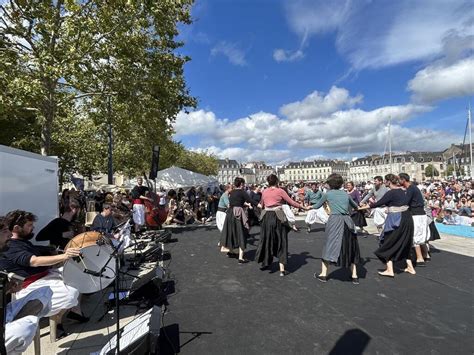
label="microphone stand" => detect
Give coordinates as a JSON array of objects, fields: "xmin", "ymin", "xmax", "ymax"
[{"xmin": 88, "ymin": 239, "xmax": 124, "ymax": 354}]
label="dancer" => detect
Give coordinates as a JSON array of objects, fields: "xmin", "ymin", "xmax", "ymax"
[
  {"xmin": 220, "ymin": 177, "xmax": 258, "ymax": 263},
  {"xmin": 399, "ymin": 173, "xmax": 430, "ymax": 267},
  {"xmin": 304, "ymin": 183, "xmax": 327, "ymax": 233},
  {"xmin": 312, "ymin": 174, "xmax": 361, "ymax": 285},
  {"xmin": 360, "ymin": 176, "xmax": 389, "ymax": 231},
  {"xmin": 346, "ymin": 181, "xmax": 368, "ymax": 234},
  {"xmin": 255, "ymin": 174, "xmax": 307, "ymax": 276},
  {"xmin": 423, "ymin": 190, "xmax": 440, "ymax": 262},
  {"xmin": 366, "ymin": 174, "xmax": 416, "ymax": 277},
  {"xmin": 216, "ymin": 184, "xmax": 232, "ymax": 233}
]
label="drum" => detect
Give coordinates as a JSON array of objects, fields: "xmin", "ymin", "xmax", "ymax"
[{"xmin": 63, "ymin": 231, "xmax": 116, "ymax": 294}]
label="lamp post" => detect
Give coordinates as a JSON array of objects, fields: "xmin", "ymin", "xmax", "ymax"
[{"xmin": 107, "ymin": 95, "xmax": 113, "ymax": 185}]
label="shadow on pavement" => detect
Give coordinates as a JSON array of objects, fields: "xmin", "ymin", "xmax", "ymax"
[{"xmin": 329, "ymin": 328, "xmax": 371, "ymax": 355}]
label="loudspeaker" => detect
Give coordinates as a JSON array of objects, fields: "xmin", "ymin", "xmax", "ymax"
[
  {"xmin": 149, "ymin": 145, "xmax": 160, "ymax": 180},
  {"xmin": 129, "ymin": 266, "xmax": 165, "ymax": 305},
  {"xmin": 99, "ymin": 306, "xmax": 161, "ymax": 354}
]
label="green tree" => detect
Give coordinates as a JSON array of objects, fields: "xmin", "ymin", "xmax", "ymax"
[
  {"xmin": 1, "ymin": 0, "xmax": 196, "ymax": 178},
  {"xmin": 173, "ymin": 145, "xmax": 218, "ymax": 176},
  {"xmin": 425, "ymin": 164, "xmax": 439, "ymax": 178},
  {"xmin": 445, "ymin": 164, "xmax": 462, "ymax": 177}
]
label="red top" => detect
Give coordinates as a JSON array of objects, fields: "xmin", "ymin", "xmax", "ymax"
[{"xmin": 261, "ymin": 187, "xmax": 301, "ymax": 209}]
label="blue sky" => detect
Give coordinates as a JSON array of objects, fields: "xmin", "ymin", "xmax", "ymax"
[{"xmin": 174, "ymin": 0, "xmax": 474, "ymax": 164}]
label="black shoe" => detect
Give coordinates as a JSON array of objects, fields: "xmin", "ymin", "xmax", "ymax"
[
  {"xmin": 314, "ymin": 273, "xmax": 327, "ymax": 283},
  {"xmin": 56, "ymin": 324, "xmax": 70, "ymax": 340},
  {"xmin": 67, "ymin": 311, "xmax": 90, "ymax": 323},
  {"xmin": 226, "ymin": 252, "xmax": 238, "ymax": 259},
  {"xmin": 417, "ymin": 261, "xmax": 426, "ymax": 267},
  {"xmin": 260, "ymin": 265, "xmax": 270, "ymax": 271},
  {"xmin": 280, "ymin": 270, "xmax": 289, "ymax": 277},
  {"xmin": 352, "ymin": 277, "xmax": 360, "ymax": 285},
  {"xmin": 238, "ymin": 259, "xmax": 249, "ymax": 264}
]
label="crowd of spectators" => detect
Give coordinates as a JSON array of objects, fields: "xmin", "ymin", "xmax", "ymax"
[{"xmin": 59, "ymin": 178, "xmax": 473, "ymax": 229}]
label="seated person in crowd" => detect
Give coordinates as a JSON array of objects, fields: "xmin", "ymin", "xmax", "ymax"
[
  {"xmin": 443, "ymin": 195, "xmax": 456, "ymax": 210},
  {"xmin": 457, "ymin": 196, "xmax": 472, "ymax": 217},
  {"xmin": 36, "ymin": 199, "xmax": 81, "ymax": 249},
  {"xmin": 1, "ymin": 216, "xmax": 54, "ymax": 354},
  {"xmin": 0, "ymin": 210, "xmax": 84, "ymax": 339},
  {"xmin": 443, "ymin": 208, "xmax": 473, "ymax": 226},
  {"xmin": 91, "ymin": 204, "xmax": 117, "ymax": 237}
]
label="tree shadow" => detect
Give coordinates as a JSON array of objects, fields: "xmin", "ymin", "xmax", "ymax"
[{"xmin": 329, "ymin": 328, "xmax": 371, "ymax": 355}]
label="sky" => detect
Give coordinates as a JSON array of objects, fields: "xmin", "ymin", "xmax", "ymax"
[{"xmin": 173, "ymin": 0, "xmax": 474, "ymax": 165}]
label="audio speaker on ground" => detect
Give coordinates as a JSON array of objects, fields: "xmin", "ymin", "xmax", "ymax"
[{"xmin": 99, "ymin": 306, "xmax": 161, "ymax": 354}]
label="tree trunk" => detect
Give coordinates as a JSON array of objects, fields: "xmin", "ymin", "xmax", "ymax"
[{"xmin": 40, "ymin": 78, "xmax": 57, "ymax": 156}]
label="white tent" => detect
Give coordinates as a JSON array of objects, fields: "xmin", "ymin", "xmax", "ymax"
[{"xmin": 154, "ymin": 166, "xmax": 219, "ymax": 190}]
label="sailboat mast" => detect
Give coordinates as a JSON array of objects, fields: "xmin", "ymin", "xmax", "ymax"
[
  {"xmin": 388, "ymin": 116, "xmax": 392, "ymax": 173},
  {"xmin": 469, "ymin": 104, "xmax": 473, "ymax": 178}
]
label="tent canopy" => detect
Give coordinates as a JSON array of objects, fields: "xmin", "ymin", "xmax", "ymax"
[{"xmin": 153, "ymin": 166, "xmax": 219, "ymax": 190}]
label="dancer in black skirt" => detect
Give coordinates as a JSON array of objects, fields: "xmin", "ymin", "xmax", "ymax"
[
  {"xmin": 220, "ymin": 177, "xmax": 258, "ymax": 263},
  {"xmin": 255, "ymin": 174, "xmax": 306, "ymax": 276},
  {"xmin": 366, "ymin": 174, "xmax": 416, "ymax": 277},
  {"xmin": 311, "ymin": 174, "xmax": 361, "ymax": 285},
  {"xmin": 346, "ymin": 181, "xmax": 368, "ymax": 234}
]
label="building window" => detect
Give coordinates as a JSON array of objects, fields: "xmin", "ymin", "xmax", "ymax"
[{"xmin": 421, "ymin": 165, "xmax": 424, "ymax": 170}]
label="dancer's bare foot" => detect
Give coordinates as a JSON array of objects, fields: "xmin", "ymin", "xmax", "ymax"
[
  {"xmin": 378, "ymin": 271, "xmax": 394, "ymax": 278},
  {"xmin": 404, "ymin": 267, "xmax": 416, "ymax": 275}
]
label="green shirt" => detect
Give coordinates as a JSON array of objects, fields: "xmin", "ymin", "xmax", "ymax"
[
  {"xmin": 313, "ymin": 189, "xmax": 358, "ymax": 215},
  {"xmin": 218, "ymin": 191, "xmax": 230, "ymax": 209}
]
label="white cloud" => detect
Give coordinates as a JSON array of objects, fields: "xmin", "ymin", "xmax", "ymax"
[
  {"xmin": 408, "ymin": 57, "xmax": 474, "ymax": 103},
  {"xmin": 191, "ymin": 146, "xmax": 292, "ymax": 164},
  {"xmin": 279, "ymin": 86, "xmax": 363, "ymax": 119},
  {"xmin": 273, "ymin": 48, "xmax": 304, "ymax": 62},
  {"xmin": 280, "ymin": 0, "xmax": 473, "ymax": 69},
  {"xmin": 174, "ymin": 110, "xmax": 224, "ymax": 136},
  {"xmin": 211, "ymin": 41, "xmax": 247, "ymax": 66},
  {"xmin": 173, "ymin": 87, "xmax": 453, "ymax": 163}
]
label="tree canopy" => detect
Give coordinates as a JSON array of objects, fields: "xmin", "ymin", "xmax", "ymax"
[{"xmin": 0, "ymin": 0, "xmax": 217, "ymax": 180}]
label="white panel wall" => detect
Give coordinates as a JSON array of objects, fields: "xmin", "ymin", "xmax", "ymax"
[{"xmin": 0, "ymin": 145, "xmax": 59, "ymax": 244}]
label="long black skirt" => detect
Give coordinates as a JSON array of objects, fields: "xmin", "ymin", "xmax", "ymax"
[
  {"xmin": 336, "ymin": 224, "xmax": 361, "ymax": 268},
  {"xmin": 351, "ymin": 210, "xmax": 367, "ymax": 228},
  {"xmin": 255, "ymin": 211, "xmax": 290, "ymax": 267},
  {"xmin": 429, "ymin": 221, "xmax": 441, "ymax": 241},
  {"xmin": 220, "ymin": 209, "xmax": 248, "ymax": 250},
  {"xmin": 375, "ymin": 211, "xmax": 414, "ymax": 263}
]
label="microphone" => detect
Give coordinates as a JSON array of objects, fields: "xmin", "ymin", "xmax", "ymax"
[
  {"xmin": 83, "ymin": 269, "xmax": 101, "ymax": 277},
  {"xmin": 83, "ymin": 268, "xmax": 112, "ymax": 279}
]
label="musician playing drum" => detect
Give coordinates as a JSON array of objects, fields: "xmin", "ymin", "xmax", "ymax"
[
  {"xmin": 0, "ymin": 210, "xmax": 84, "ymax": 339},
  {"xmin": 131, "ymin": 177, "xmax": 152, "ymax": 231}
]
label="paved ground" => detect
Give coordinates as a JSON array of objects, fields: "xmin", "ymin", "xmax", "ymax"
[
  {"xmin": 26, "ymin": 221, "xmax": 474, "ymax": 354},
  {"xmin": 159, "ymin": 222, "xmax": 473, "ymax": 355}
]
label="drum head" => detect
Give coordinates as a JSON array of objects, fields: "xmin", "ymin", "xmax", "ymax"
[{"xmin": 63, "ymin": 244, "xmax": 116, "ymax": 294}]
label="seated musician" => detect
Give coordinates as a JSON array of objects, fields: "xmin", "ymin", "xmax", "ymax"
[
  {"xmin": 0, "ymin": 210, "xmax": 84, "ymax": 339},
  {"xmin": 35, "ymin": 199, "xmax": 81, "ymax": 249},
  {"xmin": 0, "ymin": 216, "xmax": 53, "ymax": 353},
  {"xmin": 91, "ymin": 204, "xmax": 117, "ymax": 237}
]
